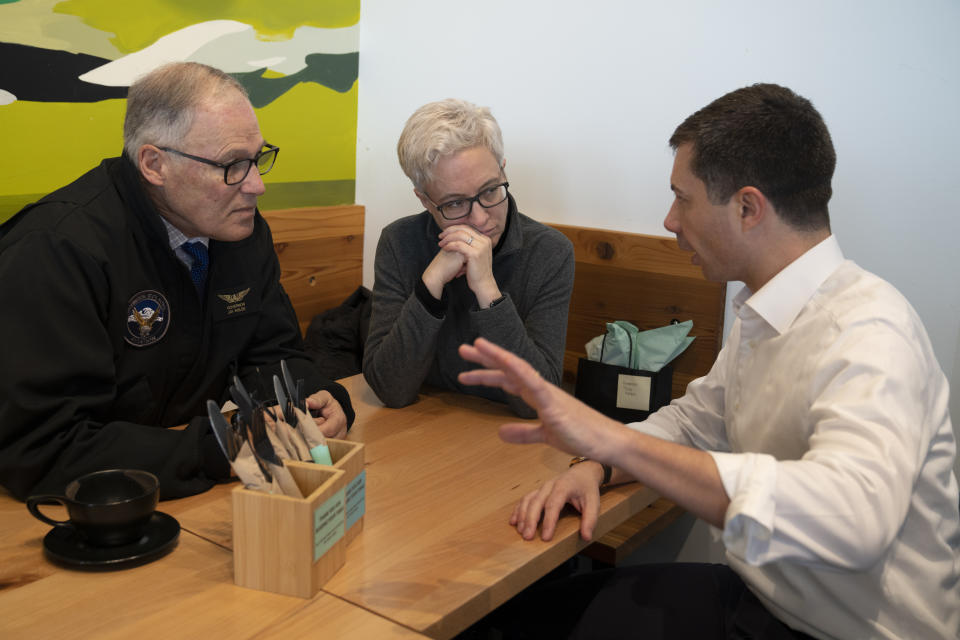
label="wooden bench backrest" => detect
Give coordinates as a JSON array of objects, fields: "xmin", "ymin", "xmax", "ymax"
[
  {"xmin": 548, "ymin": 223, "xmax": 726, "ymax": 399},
  {"xmin": 261, "ymin": 205, "xmax": 365, "ymax": 336}
]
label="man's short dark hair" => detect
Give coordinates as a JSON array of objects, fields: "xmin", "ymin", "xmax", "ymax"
[{"xmin": 670, "ymin": 83, "xmax": 836, "ymax": 231}]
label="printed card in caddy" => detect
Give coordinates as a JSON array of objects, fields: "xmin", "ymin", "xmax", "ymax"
[{"xmin": 326, "ymin": 439, "xmax": 365, "ymax": 545}]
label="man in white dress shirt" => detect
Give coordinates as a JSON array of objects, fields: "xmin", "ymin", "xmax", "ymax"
[{"xmin": 458, "ymin": 83, "xmax": 960, "ymax": 640}]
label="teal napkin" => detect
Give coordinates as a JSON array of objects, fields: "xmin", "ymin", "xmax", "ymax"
[
  {"xmin": 585, "ymin": 321, "xmax": 635, "ymax": 367},
  {"xmin": 586, "ymin": 320, "xmax": 695, "ymax": 372}
]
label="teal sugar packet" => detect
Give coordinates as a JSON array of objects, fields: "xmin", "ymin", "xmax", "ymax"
[
  {"xmin": 310, "ymin": 443, "xmax": 333, "ymax": 466},
  {"xmin": 294, "ymin": 407, "xmax": 334, "ymax": 466}
]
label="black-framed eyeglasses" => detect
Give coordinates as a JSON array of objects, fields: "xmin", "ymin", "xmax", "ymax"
[
  {"xmin": 425, "ymin": 182, "xmax": 510, "ymax": 220},
  {"xmin": 158, "ymin": 143, "xmax": 279, "ymax": 185}
]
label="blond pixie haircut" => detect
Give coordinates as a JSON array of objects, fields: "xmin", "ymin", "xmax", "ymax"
[{"xmin": 397, "ymin": 98, "xmax": 504, "ymax": 190}]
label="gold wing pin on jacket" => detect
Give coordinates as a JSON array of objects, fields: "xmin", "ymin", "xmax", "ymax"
[{"xmin": 218, "ymin": 288, "xmax": 251, "ymax": 304}]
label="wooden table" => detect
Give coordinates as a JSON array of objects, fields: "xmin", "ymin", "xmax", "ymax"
[
  {"xmin": 0, "ymin": 487, "xmax": 426, "ymax": 639},
  {"xmin": 0, "ymin": 375, "xmax": 657, "ymax": 639}
]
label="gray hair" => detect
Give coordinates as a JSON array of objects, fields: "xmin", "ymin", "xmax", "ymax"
[
  {"xmin": 397, "ymin": 98, "xmax": 504, "ymax": 189},
  {"xmin": 123, "ymin": 62, "xmax": 248, "ymax": 160}
]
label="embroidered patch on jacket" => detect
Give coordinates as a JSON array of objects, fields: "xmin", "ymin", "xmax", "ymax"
[
  {"xmin": 216, "ymin": 287, "xmax": 252, "ymax": 317},
  {"xmin": 124, "ymin": 290, "xmax": 170, "ymax": 347}
]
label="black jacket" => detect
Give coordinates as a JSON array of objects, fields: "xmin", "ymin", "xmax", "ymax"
[{"xmin": 0, "ymin": 157, "xmax": 354, "ymax": 500}]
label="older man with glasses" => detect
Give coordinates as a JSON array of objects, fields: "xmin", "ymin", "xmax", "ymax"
[
  {"xmin": 363, "ymin": 98, "xmax": 575, "ymax": 417},
  {"xmin": 0, "ymin": 62, "xmax": 354, "ymax": 502}
]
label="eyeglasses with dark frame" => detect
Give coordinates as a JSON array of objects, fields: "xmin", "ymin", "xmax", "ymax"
[
  {"xmin": 158, "ymin": 143, "xmax": 279, "ymax": 185},
  {"xmin": 425, "ymin": 182, "xmax": 510, "ymax": 220}
]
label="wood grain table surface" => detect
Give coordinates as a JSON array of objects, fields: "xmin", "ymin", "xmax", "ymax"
[
  {"xmin": 1, "ymin": 375, "xmax": 657, "ymax": 639},
  {"xmin": 0, "ymin": 491, "xmax": 425, "ymax": 639}
]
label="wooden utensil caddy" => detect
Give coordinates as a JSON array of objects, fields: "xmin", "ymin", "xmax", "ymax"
[{"xmin": 232, "ymin": 439, "xmax": 365, "ymax": 598}]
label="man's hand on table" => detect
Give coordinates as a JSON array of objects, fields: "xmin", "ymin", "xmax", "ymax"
[
  {"xmin": 306, "ymin": 390, "xmax": 348, "ymax": 439},
  {"xmin": 458, "ymin": 337, "xmax": 633, "ymax": 541},
  {"xmin": 511, "ymin": 461, "xmax": 605, "ymax": 541}
]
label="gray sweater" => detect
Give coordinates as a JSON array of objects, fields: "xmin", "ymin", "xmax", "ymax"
[{"xmin": 363, "ymin": 196, "xmax": 574, "ymax": 417}]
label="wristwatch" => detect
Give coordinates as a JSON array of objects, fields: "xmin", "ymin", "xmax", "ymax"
[
  {"xmin": 568, "ymin": 456, "xmax": 612, "ymax": 487},
  {"xmin": 485, "ymin": 294, "xmax": 506, "ymax": 309}
]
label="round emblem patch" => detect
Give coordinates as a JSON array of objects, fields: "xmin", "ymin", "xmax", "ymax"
[{"xmin": 124, "ymin": 290, "xmax": 171, "ymax": 347}]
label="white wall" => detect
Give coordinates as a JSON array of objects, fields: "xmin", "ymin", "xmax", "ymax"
[{"xmin": 356, "ymin": 0, "xmax": 960, "ymax": 484}]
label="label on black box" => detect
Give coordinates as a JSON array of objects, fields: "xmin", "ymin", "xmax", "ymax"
[{"xmin": 616, "ymin": 374, "xmax": 651, "ymax": 411}]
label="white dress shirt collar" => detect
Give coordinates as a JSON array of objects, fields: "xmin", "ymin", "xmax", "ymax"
[{"xmin": 734, "ymin": 235, "xmax": 844, "ymax": 335}]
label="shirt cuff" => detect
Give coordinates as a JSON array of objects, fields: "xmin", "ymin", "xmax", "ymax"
[
  {"xmin": 415, "ymin": 278, "xmax": 446, "ymax": 319},
  {"xmin": 709, "ymin": 450, "xmax": 778, "ymax": 565}
]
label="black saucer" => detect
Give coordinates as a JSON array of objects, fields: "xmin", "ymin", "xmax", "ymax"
[{"xmin": 43, "ymin": 511, "xmax": 180, "ymax": 570}]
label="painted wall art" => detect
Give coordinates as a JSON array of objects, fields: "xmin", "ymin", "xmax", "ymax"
[{"xmin": 0, "ymin": 0, "xmax": 360, "ymax": 221}]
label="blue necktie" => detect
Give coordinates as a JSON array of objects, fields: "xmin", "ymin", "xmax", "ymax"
[{"xmin": 181, "ymin": 241, "xmax": 209, "ymax": 295}]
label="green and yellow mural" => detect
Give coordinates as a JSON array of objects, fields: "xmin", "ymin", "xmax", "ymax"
[{"xmin": 0, "ymin": 0, "xmax": 360, "ymax": 222}]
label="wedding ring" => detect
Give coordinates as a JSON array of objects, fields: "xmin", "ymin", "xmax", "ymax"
[{"xmin": 466, "ymin": 235, "xmax": 473, "ymax": 245}]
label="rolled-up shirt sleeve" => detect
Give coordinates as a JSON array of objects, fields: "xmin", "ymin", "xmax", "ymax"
[
  {"xmin": 709, "ymin": 451, "xmax": 778, "ymax": 562},
  {"xmin": 707, "ymin": 315, "xmax": 941, "ymax": 572}
]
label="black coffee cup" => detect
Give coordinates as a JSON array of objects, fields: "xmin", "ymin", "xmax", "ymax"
[{"xmin": 26, "ymin": 469, "xmax": 159, "ymax": 547}]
